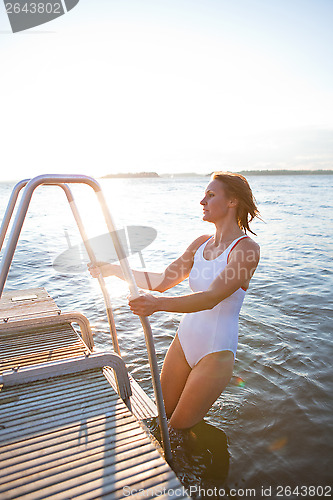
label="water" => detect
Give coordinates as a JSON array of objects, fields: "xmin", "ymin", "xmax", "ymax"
[{"xmin": 0, "ymin": 175, "xmax": 332, "ymax": 498}]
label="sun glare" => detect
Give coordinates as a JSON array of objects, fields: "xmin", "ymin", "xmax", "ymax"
[{"xmin": 1, "ymin": 1, "xmax": 332, "ymax": 180}]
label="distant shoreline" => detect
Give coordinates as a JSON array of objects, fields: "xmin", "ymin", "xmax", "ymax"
[
  {"xmin": 2, "ymin": 170, "xmax": 332, "ymax": 184},
  {"xmin": 102, "ymin": 172, "xmax": 160, "ymax": 179},
  {"xmin": 101, "ymin": 169, "xmax": 333, "ymax": 179},
  {"xmin": 237, "ymin": 169, "xmax": 333, "ymax": 176}
]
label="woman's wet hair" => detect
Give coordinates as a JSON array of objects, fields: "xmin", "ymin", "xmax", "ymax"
[{"xmin": 212, "ymin": 171, "xmax": 261, "ymax": 235}]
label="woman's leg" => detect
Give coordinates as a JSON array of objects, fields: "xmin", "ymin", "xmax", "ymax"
[
  {"xmin": 160, "ymin": 334, "xmax": 192, "ymax": 418},
  {"xmin": 169, "ymin": 350, "xmax": 234, "ymax": 429}
]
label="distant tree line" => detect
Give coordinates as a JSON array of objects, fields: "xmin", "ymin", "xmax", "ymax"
[{"xmin": 102, "ymin": 172, "xmax": 160, "ymax": 178}]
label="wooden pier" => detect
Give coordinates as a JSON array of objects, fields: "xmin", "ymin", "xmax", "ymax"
[{"xmin": 0, "ymin": 288, "xmax": 187, "ymax": 499}]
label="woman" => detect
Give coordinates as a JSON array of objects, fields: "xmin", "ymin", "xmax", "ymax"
[{"xmin": 88, "ymin": 172, "xmax": 260, "ymax": 430}]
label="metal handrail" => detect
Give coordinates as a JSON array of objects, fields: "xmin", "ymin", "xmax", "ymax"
[
  {"xmin": 0, "ymin": 179, "xmax": 30, "ymax": 252},
  {"xmin": 0, "ymin": 179, "xmax": 120, "ymax": 353},
  {"xmin": 0, "ymin": 311, "xmax": 95, "ymax": 352},
  {"xmin": 0, "ymin": 174, "xmax": 172, "ymax": 463},
  {"xmin": 0, "ymin": 351, "xmax": 132, "ymax": 403}
]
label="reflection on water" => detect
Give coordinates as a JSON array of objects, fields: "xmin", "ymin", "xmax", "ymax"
[{"xmin": 148, "ymin": 418, "xmax": 230, "ymax": 498}]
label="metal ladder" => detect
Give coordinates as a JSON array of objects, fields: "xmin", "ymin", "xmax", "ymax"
[{"xmin": 0, "ymin": 174, "xmax": 172, "ymax": 463}]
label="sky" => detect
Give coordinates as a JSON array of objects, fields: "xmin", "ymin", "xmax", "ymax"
[{"xmin": 0, "ymin": 0, "xmax": 332, "ymax": 180}]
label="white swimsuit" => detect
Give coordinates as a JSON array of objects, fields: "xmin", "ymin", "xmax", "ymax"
[{"xmin": 177, "ymin": 235, "xmax": 248, "ymax": 368}]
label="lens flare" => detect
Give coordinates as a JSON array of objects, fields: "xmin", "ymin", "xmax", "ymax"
[
  {"xmin": 231, "ymin": 376, "xmax": 245, "ymax": 387},
  {"xmin": 268, "ymin": 437, "xmax": 288, "ymax": 452}
]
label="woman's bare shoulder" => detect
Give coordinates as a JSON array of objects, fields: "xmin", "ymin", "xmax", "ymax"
[
  {"xmin": 237, "ymin": 235, "xmax": 260, "ymax": 259},
  {"xmin": 243, "ymin": 235, "xmax": 260, "ymax": 250},
  {"xmin": 186, "ymin": 234, "xmax": 212, "ymax": 254}
]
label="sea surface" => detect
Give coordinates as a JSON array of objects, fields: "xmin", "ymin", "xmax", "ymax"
[{"xmin": 0, "ymin": 175, "xmax": 332, "ymax": 499}]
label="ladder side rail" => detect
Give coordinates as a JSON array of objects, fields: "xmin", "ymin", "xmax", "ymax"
[
  {"xmin": 0, "ymin": 179, "xmax": 121, "ymax": 355},
  {"xmin": 0, "ymin": 178, "xmax": 39, "ymax": 296},
  {"xmin": 0, "ymin": 351, "xmax": 132, "ymax": 404},
  {"xmin": 0, "ymin": 174, "xmax": 133, "ymax": 299},
  {"xmin": 0, "ymin": 179, "xmax": 29, "ymax": 252},
  {"xmin": 0, "ymin": 174, "xmax": 172, "ymax": 463},
  {"xmin": 65, "ymin": 179, "xmax": 172, "ymax": 463},
  {"xmin": 0, "ymin": 311, "xmax": 94, "ymax": 352},
  {"xmin": 60, "ymin": 185, "xmax": 120, "ymax": 355},
  {"xmin": 93, "ymin": 187, "xmax": 172, "ymax": 464}
]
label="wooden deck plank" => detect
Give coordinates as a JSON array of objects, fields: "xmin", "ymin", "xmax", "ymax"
[
  {"xmin": 0, "ymin": 378, "xmax": 117, "ymax": 422},
  {"xmin": 0, "ymin": 333, "xmax": 155, "ymax": 421},
  {"xmin": 104, "ymin": 367, "xmax": 158, "ymax": 420},
  {"xmin": 0, "ymin": 412, "xmax": 138, "ymax": 467},
  {"xmin": 0, "ymin": 438, "xmax": 153, "ymax": 487},
  {"xmin": 54, "ymin": 461, "xmax": 173, "ymax": 500},
  {"xmin": 0, "ymin": 288, "xmax": 60, "ymax": 321},
  {"xmin": 106, "ymin": 474, "xmax": 187, "ymax": 500},
  {"xmin": 0, "ymin": 399, "xmax": 129, "ymax": 444},
  {"xmin": 0, "ymin": 289, "xmax": 157, "ymax": 421},
  {"xmin": 0, "ymin": 324, "xmax": 89, "ymax": 377},
  {"xmin": 0, "ymin": 323, "xmax": 78, "ymax": 339},
  {"xmin": 0, "ymin": 413, "xmax": 140, "ymax": 458},
  {"xmin": 0, "ymin": 287, "xmax": 186, "ymax": 498},
  {"xmin": 0, "ymin": 326, "xmax": 80, "ymax": 342},
  {"xmin": 0, "ymin": 338, "xmax": 82, "ymax": 351},
  {"xmin": 0, "ymin": 325, "xmax": 87, "ymax": 355},
  {"xmin": 0, "ymin": 369, "xmax": 105, "ymax": 396},
  {"xmin": 0, "ymin": 348, "xmax": 87, "ymax": 373},
  {"xmin": 0, "ymin": 369, "xmax": 185, "ymax": 500},
  {"xmin": 3, "ymin": 459, "xmax": 171, "ymax": 500},
  {"xmin": 0, "ymin": 334, "xmax": 83, "ymax": 351},
  {"xmin": 0, "ymin": 374, "xmax": 119, "ymax": 415},
  {"xmin": 1, "ymin": 424, "xmax": 144, "ymax": 469},
  {"xmin": 1, "ymin": 388, "xmax": 120, "ymax": 425}
]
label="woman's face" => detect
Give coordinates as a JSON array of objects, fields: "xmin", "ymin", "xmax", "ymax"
[{"xmin": 200, "ymin": 179, "xmax": 234, "ymax": 223}]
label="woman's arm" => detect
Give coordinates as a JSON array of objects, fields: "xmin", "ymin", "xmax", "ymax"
[
  {"xmin": 88, "ymin": 234, "xmax": 211, "ymax": 292},
  {"xmin": 129, "ymin": 238, "xmax": 260, "ymax": 316},
  {"xmin": 88, "ymin": 261, "xmax": 164, "ymax": 290}
]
